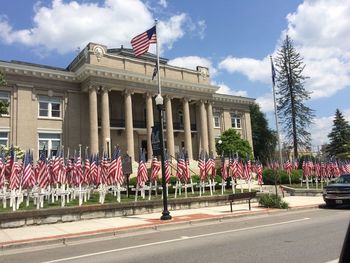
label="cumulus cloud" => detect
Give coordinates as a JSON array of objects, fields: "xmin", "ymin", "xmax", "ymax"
[
  {"xmin": 218, "ymin": 0, "xmax": 350, "ymax": 100},
  {"xmin": 214, "ymin": 82, "xmax": 248, "ymax": 97},
  {"xmin": 255, "ymin": 93, "xmax": 275, "ymax": 113},
  {"xmin": 168, "ymin": 55, "xmax": 217, "ymax": 77},
  {"xmin": 158, "ymin": 0, "xmax": 168, "ymax": 8},
  {"xmin": 218, "ymin": 56, "xmax": 271, "ymax": 83},
  {"xmin": 0, "ymin": 0, "xmax": 191, "ymax": 55}
]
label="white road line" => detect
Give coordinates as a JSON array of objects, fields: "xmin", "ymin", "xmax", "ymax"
[{"xmin": 43, "ymin": 217, "xmax": 310, "ymax": 263}]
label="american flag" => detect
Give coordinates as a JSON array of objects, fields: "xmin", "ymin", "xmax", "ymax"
[
  {"xmin": 164, "ymin": 151, "xmax": 171, "ymax": 184},
  {"xmin": 74, "ymin": 155, "xmax": 83, "ymax": 186},
  {"xmin": 100, "ymin": 153, "xmax": 109, "ymax": 185},
  {"xmin": 205, "ymin": 152, "xmax": 215, "ymax": 179},
  {"xmin": 221, "ymin": 153, "xmax": 228, "ymax": 180},
  {"xmin": 114, "ymin": 148, "xmax": 124, "ymax": 185},
  {"xmin": 9, "ymin": 149, "xmax": 20, "ymax": 190},
  {"xmin": 236, "ymin": 158, "xmax": 244, "ymax": 179},
  {"xmin": 37, "ymin": 148, "xmax": 49, "ymax": 188},
  {"xmin": 83, "ymin": 148, "xmax": 90, "ymax": 185},
  {"xmin": 183, "ymin": 151, "xmax": 190, "ymax": 183},
  {"xmin": 22, "ymin": 151, "xmax": 35, "ymax": 188},
  {"xmin": 198, "ymin": 151, "xmax": 206, "ymax": 181},
  {"xmin": 176, "ymin": 151, "xmax": 186, "ymax": 182},
  {"xmin": 150, "ymin": 156, "xmax": 160, "ymax": 182},
  {"xmin": 137, "ymin": 149, "xmax": 148, "ymax": 187},
  {"xmin": 284, "ymin": 159, "xmax": 292, "ymax": 177},
  {"xmin": 0, "ymin": 151, "xmax": 5, "ymax": 188},
  {"xmin": 131, "ymin": 26, "xmax": 157, "ymax": 57},
  {"xmin": 256, "ymin": 160, "xmax": 263, "ymax": 185}
]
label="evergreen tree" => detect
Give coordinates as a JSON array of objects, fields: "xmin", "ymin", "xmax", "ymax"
[
  {"xmin": 0, "ymin": 71, "xmax": 9, "ymax": 115},
  {"xmin": 250, "ymin": 103, "xmax": 277, "ymax": 164},
  {"xmin": 326, "ymin": 109, "xmax": 350, "ymax": 159},
  {"xmin": 274, "ymin": 35, "xmax": 314, "ymax": 158}
]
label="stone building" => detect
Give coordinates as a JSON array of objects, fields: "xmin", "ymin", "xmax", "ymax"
[{"xmin": 0, "ymin": 43, "xmax": 255, "ymax": 162}]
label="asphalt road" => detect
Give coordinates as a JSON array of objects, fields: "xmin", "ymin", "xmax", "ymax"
[{"xmin": 1, "ymin": 208, "xmax": 349, "ymax": 263}]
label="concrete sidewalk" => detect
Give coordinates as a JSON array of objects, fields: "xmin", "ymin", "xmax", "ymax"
[{"xmin": 0, "ymin": 196, "xmax": 324, "ymax": 250}]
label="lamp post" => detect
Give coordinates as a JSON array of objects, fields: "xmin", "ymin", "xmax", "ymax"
[{"xmin": 155, "ymin": 94, "xmax": 172, "ymax": 220}]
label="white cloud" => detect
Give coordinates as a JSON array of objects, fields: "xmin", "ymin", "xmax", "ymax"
[
  {"xmin": 218, "ymin": 56, "xmax": 271, "ymax": 84},
  {"xmin": 214, "ymin": 82, "xmax": 248, "ymax": 97},
  {"xmin": 0, "ymin": 0, "xmax": 190, "ymax": 55},
  {"xmin": 158, "ymin": 0, "xmax": 168, "ymax": 8},
  {"xmin": 168, "ymin": 55, "xmax": 217, "ymax": 77},
  {"xmin": 218, "ymin": 0, "xmax": 350, "ymax": 100},
  {"xmin": 255, "ymin": 93, "xmax": 275, "ymax": 113}
]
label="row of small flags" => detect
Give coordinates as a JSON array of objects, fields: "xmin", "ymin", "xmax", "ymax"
[{"xmin": 266, "ymin": 158, "xmax": 350, "ymax": 178}]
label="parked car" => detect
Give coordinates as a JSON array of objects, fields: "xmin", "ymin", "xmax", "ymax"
[{"xmin": 323, "ymin": 174, "xmax": 350, "ymax": 208}]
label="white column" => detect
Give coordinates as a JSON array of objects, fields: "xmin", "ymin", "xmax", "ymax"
[
  {"xmin": 124, "ymin": 89, "xmax": 134, "ymax": 161},
  {"xmin": 146, "ymin": 93, "xmax": 154, "ymax": 161},
  {"xmin": 101, "ymin": 87, "xmax": 111, "ymax": 155},
  {"xmin": 207, "ymin": 101, "xmax": 215, "ymax": 156},
  {"xmin": 199, "ymin": 100, "xmax": 209, "ymax": 153},
  {"xmin": 89, "ymin": 86, "xmax": 99, "ymax": 154},
  {"xmin": 165, "ymin": 96, "xmax": 175, "ymax": 160},
  {"xmin": 183, "ymin": 97, "xmax": 193, "ymax": 160}
]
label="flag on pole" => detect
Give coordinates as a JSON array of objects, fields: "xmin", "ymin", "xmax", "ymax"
[
  {"xmin": 131, "ymin": 26, "xmax": 157, "ymax": 57},
  {"xmin": 270, "ymin": 56, "xmax": 276, "ymax": 86}
]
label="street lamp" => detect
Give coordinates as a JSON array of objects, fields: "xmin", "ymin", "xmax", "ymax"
[{"xmin": 155, "ymin": 94, "xmax": 172, "ymax": 220}]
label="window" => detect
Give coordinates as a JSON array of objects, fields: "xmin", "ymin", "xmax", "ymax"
[
  {"xmin": 178, "ymin": 111, "xmax": 183, "ymax": 128},
  {"xmin": 0, "ymin": 91, "xmax": 10, "ymax": 115},
  {"xmin": 231, "ymin": 114, "xmax": 241, "ymax": 129},
  {"xmin": 0, "ymin": 131, "xmax": 8, "ymax": 146},
  {"xmin": 38, "ymin": 133, "xmax": 61, "ymax": 157},
  {"xmin": 213, "ymin": 113, "xmax": 220, "ymax": 128},
  {"xmin": 38, "ymin": 96, "xmax": 62, "ymax": 118}
]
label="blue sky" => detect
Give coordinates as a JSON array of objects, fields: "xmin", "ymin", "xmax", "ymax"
[{"xmin": 1, "ymin": 0, "xmax": 350, "ymax": 151}]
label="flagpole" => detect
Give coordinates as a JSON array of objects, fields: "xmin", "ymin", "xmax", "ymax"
[
  {"xmin": 270, "ymin": 56, "xmax": 283, "ymax": 167},
  {"xmin": 154, "ymin": 19, "xmax": 171, "ymax": 220}
]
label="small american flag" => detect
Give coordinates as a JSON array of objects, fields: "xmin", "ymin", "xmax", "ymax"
[
  {"xmin": 37, "ymin": 149, "xmax": 49, "ymax": 188},
  {"xmin": 137, "ymin": 149, "xmax": 148, "ymax": 187},
  {"xmin": 221, "ymin": 153, "xmax": 228, "ymax": 180},
  {"xmin": 22, "ymin": 151, "xmax": 35, "ymax": 188},
  {"xmin": 198, "ymin": 151, "xmax": 206, "ymax": 181},
  {"xmin": 150, "ymin": 156, "xmax": 160, "ymax": 182},
  {"xmin": 9, "ymin": 149, "xmax": 20, "ymax": 190},
  {"xmin": 131, "ymin": 26, "xmax": 157, "ymax": 57}
]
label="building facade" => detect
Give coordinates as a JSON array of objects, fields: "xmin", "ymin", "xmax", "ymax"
[{"xmin": 0, "ymin": 43, "xmax": 255, "ymax": 162}]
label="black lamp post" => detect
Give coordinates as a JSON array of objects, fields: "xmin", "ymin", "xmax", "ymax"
[{"xmin": 155, "ymin": 94, "xmax": 172, "ymax": 220}]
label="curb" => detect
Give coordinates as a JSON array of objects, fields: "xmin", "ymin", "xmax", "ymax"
[{"xmin": 0, "ymin": 203, "xmax": 323, "ymax": 251}]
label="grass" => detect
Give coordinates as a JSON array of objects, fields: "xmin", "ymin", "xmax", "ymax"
[{"xmin": 0, "ymin": 187, "xmax": 252, "ymax": 213}]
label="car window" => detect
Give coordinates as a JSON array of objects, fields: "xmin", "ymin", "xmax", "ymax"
[{"xmin": 335, "ymin": 175, "xmax": 350, "ymax": 184}]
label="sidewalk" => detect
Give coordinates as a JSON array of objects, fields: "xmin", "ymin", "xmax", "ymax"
[{"xmin": 0, "ymin": 196, "xmax": 324, "ymax": 250}]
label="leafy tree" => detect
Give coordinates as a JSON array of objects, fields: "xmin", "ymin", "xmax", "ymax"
[
  {"xmin": 274, "ymin": 35, "xmax": 314, "ymax": 159},
  {"xmin": 215, "ymin": 129, "xmax": 252, "ymax": 159},
  {"xmin": 0, "ymin": 71, "xmax": 9, "ymax": 115},
  {"xmin": 250, "ymin": 103, "xmax": 277, "ymax": 164},
  {"xmin": 326, "ymin": 109, "xmax": 350, "ymax": 159}
]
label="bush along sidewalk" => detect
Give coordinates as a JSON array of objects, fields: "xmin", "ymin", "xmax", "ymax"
[{"xmin": 259, "ymin": 194, "xmax": 289, "ymax": 209}]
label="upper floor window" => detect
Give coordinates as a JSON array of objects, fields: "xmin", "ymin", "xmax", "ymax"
[
  {"xmin": 213, "ymin": 113, "xmax": 220, "ymax": 128},
  {"xmin": 0, "ymin": 91, "xmax": 10, "ymax": 116},
  {"xmin": 0, "ymin": 131, "xmax": 9, "ymax": 147},
  {"xmin": 38, "ymin": 96, "xmax": 62, "ymax": 118},
  {"xmin": 231, "ymin": 114, "xmax": 241, "ymax": 129}
]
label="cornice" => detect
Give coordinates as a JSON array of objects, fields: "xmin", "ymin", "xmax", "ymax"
[
  {"xmin": 213, "ymin": 93, "xmax": 255, "ymax": 105},
  {"xmin": 0, "ymin": 61, "xmax": 76, "ymax": 82}
]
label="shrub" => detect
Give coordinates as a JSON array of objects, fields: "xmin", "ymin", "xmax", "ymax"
[
  {"xmin": 259, "ymin": 194, "xmax": 289, "ymax": 209},
  {"xmin": 262, "ymin": 169, "xmax": 302, "ymax": 185}
]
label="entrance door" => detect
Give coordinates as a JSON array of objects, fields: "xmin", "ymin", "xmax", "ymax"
[{"xmin": 141, "ymin": 140, "xmax": 148, "ymax": 160}]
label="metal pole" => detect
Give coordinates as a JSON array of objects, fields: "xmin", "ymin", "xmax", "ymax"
[
  {"xmin": 155, "ymin": 19, "xmax": 171, "ymax": 220},
  {"xmin": 270, "ymin": 56, "xmax": 283, "ymax": 167}
]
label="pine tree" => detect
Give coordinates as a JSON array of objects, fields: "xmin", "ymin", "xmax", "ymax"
[
  {"xmin": 326, "ymin": 109, "xmax": 350, "ymax": 159},
  {"xmin": 250, "ymin": 103, "xmax": 277, "ymax": 164},
  {"xmin": 274, "ymin": 35, "xmax": 314, "ymax": 158}
]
